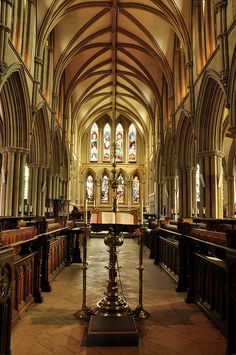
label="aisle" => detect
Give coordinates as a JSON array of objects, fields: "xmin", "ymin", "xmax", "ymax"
[{"xmin": 11, "ymin": 238, "xmax": 226, "ymax": 355}]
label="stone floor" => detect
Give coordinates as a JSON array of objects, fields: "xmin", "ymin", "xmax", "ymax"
[{"xmin": 11, "ymin": 237, "xmax": 226, "ymax": 355}]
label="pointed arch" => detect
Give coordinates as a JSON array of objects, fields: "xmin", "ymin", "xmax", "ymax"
[
  {"xmin": 176, "ymin": 112, "xmax": 196, "ymax": 168},
  {"xmin": 196, "ymin": 70, "xmax": 226, "ymax": 152},
  {"xmin": 0, "ymin": 65, "xmax": 31, "ymax": 148},
  {"xmin": 29, "ymin": 104, "xmax": 50, "ymax": 165},
  {"xmin": 51, "ymin": 128, "xmax": 62, "ymax": 175}
]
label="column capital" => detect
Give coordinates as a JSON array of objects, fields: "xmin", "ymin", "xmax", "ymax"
[
  {"xmin": 197, "ymin": 150, "xmax": 225, "ymax": 158},
  {"xmin": 228, "ymin": 127, "xmax": 236, "ymax": 138},
  {"xmin": 0, "ymin": 146, "xmax": 16, "ymax": 154},
  {"xmin": 34, "ymin": 56, "xmax": 43, "ymax": 65},
  {"xmin": 214, "ymin": 0, "xmax": 227, "ymax": 12}
]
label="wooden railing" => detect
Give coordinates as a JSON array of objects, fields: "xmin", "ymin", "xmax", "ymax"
[
  {"xmin": 0, "ymin": 215, "xmax": 78, "ymax": 354},
  {"xmin": 152, "ymin": 224, "xmax": 236, "ymax": 354}
]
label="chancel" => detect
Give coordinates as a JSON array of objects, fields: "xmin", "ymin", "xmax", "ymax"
[{"xmin": 0, "ymin": 0, "xmax": 236, "ymax": 354}]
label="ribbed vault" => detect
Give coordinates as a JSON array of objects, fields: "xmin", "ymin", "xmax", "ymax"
[{"xmin": 36, "ymin": 0, "xmax": 192, "ymax": 145}]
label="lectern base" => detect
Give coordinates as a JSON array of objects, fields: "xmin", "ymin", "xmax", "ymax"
[{"xmin": 86, "ymin": 315, "xmax": 139, "ymax": 346}]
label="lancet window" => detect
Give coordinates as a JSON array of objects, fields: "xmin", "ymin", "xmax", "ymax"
[
  {"xmin": 90, "ymin": 123, "xmax": 99, "ymax": 162},
  {"xmin": 101, "ymin": 175, "xmax": 109, "ymax": 202},
  {"xmin": 86, "ymin": 175, "xmax": 94, "ymax": 200},
  {"xmin": 132, "ymin": 175, "xmax": 140, "ymax": 203},
  {"xmin": 128, "ymin": 124, "xmax": 137, "ymax": 162}
]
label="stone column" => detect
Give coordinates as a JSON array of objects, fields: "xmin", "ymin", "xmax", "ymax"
[
  {"xmin": 12, "ymin": 150, "xmax": 21, "ymax": 216},
  {"xmin": 178, "ymin": 167, "xmax": 196, "ymax": 218},
  {"xmin": 228, "ymin": 176, "xmax": 235, "ymax": 218},
  {"xmin": 192, "ymin": 168, "xmax": 197, "ymax": 216},
  {"xmin": 37, "ymin": 166, "xmax": 43, "ymax": 216},
  {"xmin": 0, "ymin": 0, "xmax": 13, "ymax": 76},
  {"xmin": 194, "ymin": 0, "xmax": 206, "ymax": 70},
  {"xmin": 19, "ymin": 150, "xmax": 28, "ymax": 215},
  {"xmin": 0, "ymin": 150, "xmax": 7, "ymax": 215},
  {"xmin": 47, "ymin": 174, "xmax": 52, "ymax": 200},
  {"xmin": 215, "ymin": 0, "xmax": 229, "ymax": 87},
  {"xmin": 198, "ymin": 150, "xmax": 224, "ymax": 218},
  {"xmin": 178, "ymin": 169, "xmax": 183, "ymax": 217},
  {"xmin": 4, "ymin": 147, "xmax": 16, "ymax": 216},
  {"xmin": 31, "ymin": 164, "xmax": 39, "ymax": 216}
]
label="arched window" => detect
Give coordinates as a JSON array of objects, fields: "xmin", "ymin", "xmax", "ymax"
[
  {"xmin": 117, "ymin": 174, "xmax": 125, "ymax": 203},
  {"xmin": 103, "ymin": 123, "xmax": 111, "ymax": 162},
  {"xmin": 132, "ymin": 175, "xmax": 140, "ymax": 203},
  {"xmin": 86, "ymin": 175, "xmax": 94, "ymax": 200},
  {"xmin": 101, "ymin": 175, "xmax": 109, "ymax": 202},
  {"xmin": 116, "ymin": 123, "xmax": 124, "ymax": 162},
  {"xmin": 24, "ymin": 165, "xmax": 29, "ymax": 201},
  {"xmin": 128, "ymin": 124, "xmax": 137, "ymax": 162},
  {"xmin": 90, "ymin": 123, "xmax": 99, "ymax": 162},
  {"xmin": 196, "ymin": 164, "xmax": 200, "ymax": 203}
]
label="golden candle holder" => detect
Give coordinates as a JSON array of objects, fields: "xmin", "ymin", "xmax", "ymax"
[
  {"xmin": 75, "ymin": 224, "xmax": 94, "ymax": 320},
  {"xmin": 94, "ymin": 227, "xmax": 130, "ymax": 316},
  {"xmin": 132, "ymin": 225, "xmax": 150, "ymax": 319}
]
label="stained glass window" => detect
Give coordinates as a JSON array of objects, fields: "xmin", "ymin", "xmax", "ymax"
[
  {"xmin": 117, "ymin": 173, "xmax": 124, "ymax": 203},
  {"xmin": 132, "ymin": 175, "xmax": 140, "ymax": 203},
  {"xmin": 86, "ymin": 175, "xmax": 94, "ymax": 200},
  {"xmin": 128, "ymin": 124, "xmax": 136, "ymax": 162},
  {"xmin": 196, "ymin": 164, "xmax": 200, "ymax": 202},
  {"xmin": 103, "ymin": 123, "xmax": 111, "ymax": 162},
  {"xmin": 90, "ymin": 123, "xmax": 98, "ymax": 161},
  {"xmin": 101, "ymin": 175, "xmax": 109, "ymax": 202},
  {"xmin": 116, "ymin": 123, "xmax": 124, "ymax": 162}
]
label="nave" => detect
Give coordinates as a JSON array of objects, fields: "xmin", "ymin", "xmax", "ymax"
[{"xmin": 11, "ymin": 238, "xmax": 226, "ymax": 355}]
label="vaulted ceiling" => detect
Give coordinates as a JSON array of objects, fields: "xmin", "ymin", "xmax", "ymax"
[{"xmin": 38, "ymin": 0, "xmax": 192, "ymax": 138}]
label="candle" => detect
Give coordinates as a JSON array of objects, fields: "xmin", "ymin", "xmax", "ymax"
[
  {"xmin": 140, "ymin": 201, "xmax": 143, "ymax": 224},
  {"xmin": 197, "ymin": 208, "xmax": 200, "ymax": 215},
  {"xmin": 171, "ymin": 208, "xmax": 174, "ymax": 214},
  {"xmin": 84, "ymin": 198, "xmax": 88, "ymax": 224},
  {"xmin": 203, "ymin": 207, "xmax": 206, "ymax": 215},
  {"xmin": 192, "ymin": 208, "xmax": 195, "ymax": 215},
  {"xmin": 24, "ymin": 205, "xmax": 28, "ymax": 214},
  {"xmin": 29, "ymin": 205, "xmax": 33, "ymax": 213},
  {"xmin": 19, "ymin": 205, "xmax": 22, "ymax": 213}
]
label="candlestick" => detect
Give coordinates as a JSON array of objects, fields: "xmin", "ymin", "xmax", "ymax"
[
  {"xmin": 140, "ymin": 201, "xmax": 143, "ymax": 224},
  {"xmin": 84, "ymin": 198, "xmax": 88, "ymax": 224}
]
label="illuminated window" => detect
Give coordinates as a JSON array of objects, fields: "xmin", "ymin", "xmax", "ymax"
[
  {"xmin": 90, "ymin": 123, "xmax": 99, "ymax": 161},
  {"xmin": 116, "ymin": 123, "xmax": 124, "ymax": 162},
  {"xmin": 103, "ymin": 123, "xmax": 111, "ymax": 162},
  {"xmin": 24, "ymin": 165, "xmax": 29, "ymax": 200},
  {"xmin": 86, "ymin": 175, "xmax": 94, "ymax": 200},
  {"xmin": 128, "ymin": 124, "xmax": 136, "ymax": 162},
  {"xmin": 196, "ymin": 164, "xmax": 200, "ymax": 202},
  {"xmin": 117, "ymin": 174, "xmax": 124, "ymax": 203},
  {"xmin": 132, "ymin": 175, "xmax": 140, "ymax": 203},
  {"xmin": 101, "ymin": 175, "xmax": 109, "ymax": 202}
]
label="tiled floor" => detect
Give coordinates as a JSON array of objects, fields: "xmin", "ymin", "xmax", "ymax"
[{"xmin": 11, "ymin": 237, "xmax": 226, "ymax": 355}]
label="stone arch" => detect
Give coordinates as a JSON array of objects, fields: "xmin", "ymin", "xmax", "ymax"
[
  {"xmin": 176, "ymin": 112, "xmax": 196, "ymax": 217},
  {"xmin": 0, "ymin": 65, "xmax": 30, "ymax": 148},
  {"xmin": 196, "ymin": 70, "xmax": 226, "ymax": 152},
  {"xmin": 51, "ymin": 128, "xmax": 62, "ymax": 176},
  {"xmin": 29, "ymin": 104, "xmax": 50, "ymax": 166},
  {"xmin": 0, "ymin": 66, "xmax": 31, "ymax": 215},
  {"xmin": 162, "ymin": 129, "xmax": 176, "ymax": 216},
  {"xmin": 195, "ymin": 70, "xmax": 227, "ymax": 218}
]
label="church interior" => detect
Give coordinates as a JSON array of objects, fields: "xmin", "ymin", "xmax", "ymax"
[{"xmin": 0, "ymin": 0, "xmax": 236, "ymax": 354}]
